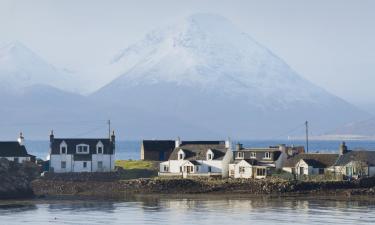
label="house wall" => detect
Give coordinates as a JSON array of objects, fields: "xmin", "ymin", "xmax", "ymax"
[
  {"xmin": 282, "ymin": 167, "xmax": 293, "ymax": 173},
  {"xmin": 296, "ymin": 160, "xmax": 311, "ymax": 175},
  {"xmin": 73, "ymin": 160, "xmax": 92, "ymax": 172},
  {"xmin": 1, "ymin": 157, "xmax": 31, "ymax": 163},
  {"xmin": 221, "ymin": 149, "xmax": 233, "ymax": 178},
  {"xmin": 233, "ymin": 160, "xmax": 253, "ymax": 179},
  {"xmin": 160, "ymin": 159, "xmax": 225, "ymax": 176},
  {"xmin": 50, "ymin": 154, "xmax": 73, "ymax": 173},
  {"xmin": 92, "ymin": 154, "xmax": 114, "ymax": 172}
]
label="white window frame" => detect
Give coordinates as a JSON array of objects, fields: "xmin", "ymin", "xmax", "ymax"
[
  {"xmin": 264, "ymin": 152, "xmax": 271, "ymax": 159},
  {"xmin": 178, "ymin": 150, "xmax": 185, "ymax": 160},
  {"xmin": 239, "ymin": 166, "xmax": 245, "ymax": 174},
  {"xmin": 96, "ymin": 141, "xmax": 104, "ymax": 154},
  {"xmin": 250, "ymin": 152, "xmax": 256, "ymax": 159},
  {"xmin": 83, "ymin": 161, "xmax": 88, "ymax": 168},
  {"xmin": 237, "ymin": 152, "xmax": 244, "ymax": 159},
  {"xmin": 61, "ymin": 161, "xmax": 66, "ymax": 169},
  {"xmin": 76, "ymin": 144, "xmax": 90, "ymax": 154},
  {"xmin": 207, "ymin": 149, "xmax": 214, "ymax": 160},
  {"xmin": 60, "ymin": 141, "xmax": 67, "ymax": 154}
]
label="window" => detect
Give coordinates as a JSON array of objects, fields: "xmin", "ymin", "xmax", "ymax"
[
  {"xmin": 237, "ymin": 152, "xmax": 244, "ymax": 159},
  {"xmin": 61, "ymin": 161, "xmax": 66, "ymax": 169},
  {"xmin": 83, "ymin": 162, "xmax": 87, "ymax": 168},
  {"xmin": 208, "ymin": 166, "xmax": 212, "ymax": 173},
  {"xmin": 163, "ymin": 165, "xmax": 169, "ymax": 172},
  {"xmin": 14, "ymin": 158, "xmax": 19, "ymax": 163},
  {"xmin": 180, "ymin": 166, "xmax": 183, "ymax": 172},
  {"xmin": 77, "ymin": 144, "xmax": 89, "ymax": 154},
  {"xmin": 61, "ymin": 147, "xmax": 67, "ymax": 154},
  {"xmin": 257, "ymin": 168, "xmax": 266, "ymax": 176},
  {"xmin": 98, "ymin": 161, "xmax": 103, "ymax": 169},
  {"xmin": 250, "ymin": 152, "xmax": 256, "ymax": 158},
  {"xmin": 239, "ymin": 166, "xmax": 245, "ymax": 174},
  {"xmin": 319, "ymin": 168, "xmax": 324, "ymax": 175},
  {"xmin": 207, "ymin": 154, "xmax": 212, "ymax": 160},
  {"xmin": 97, "ymin": 147, "xmax": 103, "ymax": 154},
  {"xmin": 178, "ymin": 154, "xmax": 184, "ymax": 160},
  {"xmin": 264, "ymin": 152, "xmax": 271, "ymax": 159}
]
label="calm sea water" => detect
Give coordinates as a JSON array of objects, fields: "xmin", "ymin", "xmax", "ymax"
[
  {"xmin": 0, "ymin": 196, "xmax": 374, "ymax": 224},
  {"xmin": 25, "ymin": 140, "xmax": 375, "ymax": 160}
]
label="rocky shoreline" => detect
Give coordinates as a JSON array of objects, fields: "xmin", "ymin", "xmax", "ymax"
[{"xmin": 31, "ymin": 176, "xmax": 375, "ymax": 199}]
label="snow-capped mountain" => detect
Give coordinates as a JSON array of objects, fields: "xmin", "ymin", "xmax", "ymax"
[
  {"xmin": 0, "ymin": 41, "xmax": 85, "ymax": 94},
  {"xmin": 93, "ymin": 13, "xmax": 368, "ymax": 138}
]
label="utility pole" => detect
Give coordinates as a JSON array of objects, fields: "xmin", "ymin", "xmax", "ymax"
[
  {"xmin": 108, "ymin": 119, "xmax": 111, "ymax": 139},
  {"xmin": 305, "ymin": 121, "xmax": 309, "ymax": 153}
]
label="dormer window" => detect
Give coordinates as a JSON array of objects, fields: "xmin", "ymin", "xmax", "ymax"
[
  {"xmin": 60, "ymin": 141, "xmax": 67, "ymax": 154},
  {"xmin": 178, "ymin": 149, "xmax": 185, "ymax": 160},
  {"xmin": 237, "ymin": 152, "xmax": 244, "ymax": 159},
  {"xmin": 76, "ymin": 144, "xmax": 89, "ymax": 154},
  {"xmin": 264, "ymin": 152, "xmax": 271, "ymax": 159},
  {"xmin": 96, "ymin": 141, "xmax": 104, "ymax": 154},
  {"xmin": 250, "ymin": 152, "xmax": 256, "ymax": 158},
  {"xmin": 207, "ymin": 149, "xmax": 214, "ymax": 160}
]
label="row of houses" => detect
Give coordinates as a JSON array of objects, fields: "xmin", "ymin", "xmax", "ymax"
[
  {"xmin": 0, "ymin": 131, "xmax": 116, "ymax": 173},
  {"xmin": 142, "ymin": 139, "xmax": 375, "ymax": 179}
]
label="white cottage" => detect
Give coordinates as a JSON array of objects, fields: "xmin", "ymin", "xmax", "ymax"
[
  {"xmin": 49, "ymin": 131, "xmax": 116, "ymax": 173},
  {"xmin": 159, "ymin": 140, "xmax": 233, "ymax": 178},
  {"xmin": 0, "ymin": 133, "xmax": 35, "ymax": 163},
  {"xmin": 229, "ymin": 144, "xmax": 288, "ymax": 179}
]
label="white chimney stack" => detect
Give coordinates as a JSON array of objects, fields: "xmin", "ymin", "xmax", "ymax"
[
  {"xmin": 18, "ymin": 132, "xmax": 24, "ymax": 146},
  {"xmin": 175, "ymin": 137, "xmax": 181, "ymax": 148},
  {"xmin": 225, "ymin": 137, "xmax": 231, "ymax": 149}
]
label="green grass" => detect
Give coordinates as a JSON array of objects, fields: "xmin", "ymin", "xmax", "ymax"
[{"xmin": 115, "ymin": 160, "xmax": 158, "ymax": 170}]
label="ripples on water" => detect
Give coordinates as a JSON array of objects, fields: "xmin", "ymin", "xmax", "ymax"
[{"xmin": 0, "ymin": 197, "xmax": 374, "ymax": 225}]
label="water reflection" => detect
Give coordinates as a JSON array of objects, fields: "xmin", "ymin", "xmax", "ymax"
[{"xmin": 0, "ymin": 196, "xmax": 374, "ymax": 225}]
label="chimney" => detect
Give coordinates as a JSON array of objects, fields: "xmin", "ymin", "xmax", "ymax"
[
  {"xmin": 18, "ymin": 132, "xmax": 24, "ymax": 146},
  {"xmin": 339, "ymin": 142, "xmax": 348, "ymax": 155},
  {"xmin": 175, "ymin": 137, "xmax": 181, "ymax": 148},
  {"xmin": 236, "ymin": 143, "xmax": 243, "ymax": 151},
  {"xmin": 279, "ymin": 144, "xmax": 286, "ymax": 153},
  {"xmin": 111, "ymin": 130, "xmax": 116, "ymax": 143},
  {"xmin": 50, "ymin": 130, "xmax": 54, "ymax": 142},
  {"xmin": 225, "ymin": 137, "xmax": 231, "ymax": 149}
]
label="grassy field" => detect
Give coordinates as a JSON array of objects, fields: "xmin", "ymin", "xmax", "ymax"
[{"xmin": 115, "ymin": 160, "xmax": 159, "ymax": 179}]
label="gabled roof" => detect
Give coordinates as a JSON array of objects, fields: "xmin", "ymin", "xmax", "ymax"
[
  {"xmin": 142, "ymin": 140, "xmax": 175, "ymax": 152},
  {"xmin": 50, "ymin": 138, "xmax": 114, "ymax": 155},
  {"xmin": 334, "ymin": 150, "xmax": 375, "ymax": 166},
  {"xmin": 283, "ymin": 153, "xmax": 339, "ymax": 168},
  {"xmin": 0, "ymin": 142, "xmax": 33, "ymax": 157},
  {"xmin": 169, "ymin": 141, "xmax": 228, "ymax": 160}
]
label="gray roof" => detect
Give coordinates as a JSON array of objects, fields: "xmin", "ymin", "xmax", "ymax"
[
  {"xmin": 334, "ymin": 150, "xmax": 375, "ymax": 166},
  {"xmin": 283, "ymin": 153, "xmax": 339, "ymax": 168},
  {"xmin": 168, "ymin": 141, "xmax": 228, "ymax": 160},
  {"xmin": 0, "ymin": 142, "xmax": 34, "ymax": 157},
  {"xmin": 50, "ymin": 138, "xmax": 114, "ymax": 155}
]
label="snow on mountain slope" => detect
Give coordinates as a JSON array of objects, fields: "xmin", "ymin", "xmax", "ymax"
[
  {"xmin": 93, "ymin": 13, "xmax": 368, "ymax": 138},
  {"xmin": 106, "ymin": 13, "xmax": 333, "ymax": 108},
  {"xmin": 0, "ymin": 41, "xmax": 85, "ymax": 94}
]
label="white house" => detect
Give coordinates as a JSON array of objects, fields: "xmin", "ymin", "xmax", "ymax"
[
  {"xmin": 49, "ymin": 131, "xmax": 116, "ymax": 173},
  {"xmin": 159, "ymin": 139, "xmax": 233, "ymax": 178},
  {"xmin": 229, "ymin": 144, "xmax": 289, "ymax": 179},
  {"xmin": 0, "ymin": 133, "xmax": 35, "ymax": 163},
  {"xmin": 332, "ymin": 149, "xmax": 375, "ymax": 178}
]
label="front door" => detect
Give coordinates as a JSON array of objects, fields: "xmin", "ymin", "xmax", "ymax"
[{"xmin": 300, "ymin": 167, "xmax": 304, "ymax": 175}]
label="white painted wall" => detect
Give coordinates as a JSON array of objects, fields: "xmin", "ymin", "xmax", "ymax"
[
  {"xmin": 1, "ymin": 157, "xmax": 31, "ymax": 163},
  {"xmin": 233, "ymin": 160, "xmax": 253, "ymax": 179},
  {"xmin": 73, "ymin": 161, "xmax": 92, "ymax": 172},
  {"xmin": 50, "ymin": 154, "xmax": 73, "ymax": 173}
]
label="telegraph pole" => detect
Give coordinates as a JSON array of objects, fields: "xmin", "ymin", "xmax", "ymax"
[{"xmin": 305, "ymin": 121, "xmax": 309, "ymax": 153}]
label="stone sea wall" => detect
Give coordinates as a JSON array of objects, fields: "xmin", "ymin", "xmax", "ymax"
[
  {"xmin": 32, "ymin": 176, "xmax": 375, "ymax": 198},
  {"xmin": 0, "ymin": 159, "xmax": 40, "ymax": 199}
]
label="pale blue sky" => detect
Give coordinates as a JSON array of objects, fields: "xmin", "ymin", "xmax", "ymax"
[{"xmin": 1, "ymin": 0, "xmax": 374, "ymax": 110}]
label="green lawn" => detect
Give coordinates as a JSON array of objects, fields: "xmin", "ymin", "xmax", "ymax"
[{"xmin": 115, "ymin": 160, "xmax": 158, "ymax": 170}]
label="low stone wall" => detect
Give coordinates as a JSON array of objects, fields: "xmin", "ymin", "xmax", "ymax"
[
  {"xmin": 0, "ymin": 159, "xmax": 39, "ymax": 199},
  {"xmin": 31, "ymin": 177, "xmax": 375, "ymax": 198}
]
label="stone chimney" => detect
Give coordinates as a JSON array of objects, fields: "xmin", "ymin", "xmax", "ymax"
[
  {"xmin": 111, "ymin": 130, "xmax": 116, "ymax": 143},
  {"xmin": 50, "ymin": 130, "xmax": 54, "ymax": 143},
  {"xmin": 175, "ymin": 137, "xmax": 181, "ymax": 148},
  {"xmin": 236, "ymin": 143, "xmax": 243, "ymax": 151},
  {"xmin": 17, "ymin": 132, "xmax": 24, "ymax": 146},
  {"xmin": 339, "ymin": 142, "xmax": 348, "ymax": 155},
  {"xmin": 225, "ymin": 137, "xmax": 231, "ymax": 149},
  {"xmin": 278, "ymin": 144, "xmax": 287, "ymax": 153}
]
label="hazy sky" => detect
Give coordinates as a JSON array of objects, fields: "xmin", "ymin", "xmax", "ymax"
[{"xmin": 1, "ymin": 0, "xmax": 374, "ymax": 110}]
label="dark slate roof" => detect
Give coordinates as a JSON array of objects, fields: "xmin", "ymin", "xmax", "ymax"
[
  {"xmin": 334, "ymin": 150, "xmax": 375, "ymax": 166},
  {"xmin": 168, "ymin": 141, "xmax": 228, "ymax": 160},
  {"xmin": 233, "ymin": 148, "xmax": 282, "ymax": 162},
  {"xmin": 189, "ymin": 160, "xmax": 201, "ymax": 165},
  {"xmin": 0, "ymin": 142, "xmax": 33, "ymax": 157},
  {"xmin": 283, "ymin": 153, "xmax": 339, "ymax": 168},
  {"xmin": 142, "ymin": 140, "xmax": 175, "ymax": 152},
  {"xmin": 50, "ymin": 138, "xmax": 114, "ymax": 155}
]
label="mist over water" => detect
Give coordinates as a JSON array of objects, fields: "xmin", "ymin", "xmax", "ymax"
[{"xmin": 26, "ymin": 140, "xmax": 375, "ymax": 160}]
